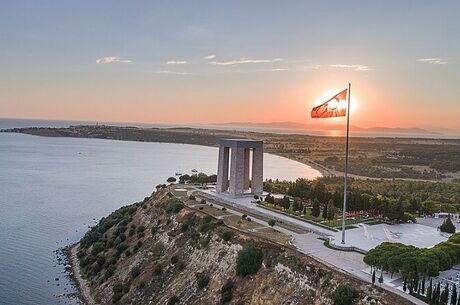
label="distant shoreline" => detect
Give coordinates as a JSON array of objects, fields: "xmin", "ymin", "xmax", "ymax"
[{"xmin": 3, "ymin": 125, "xmax": 460, "ymax": 182}]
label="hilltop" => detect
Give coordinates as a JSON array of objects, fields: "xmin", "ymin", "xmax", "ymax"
[{"xmin": 69, "ymin": 187, "xmax": 412, "ymax": 305}]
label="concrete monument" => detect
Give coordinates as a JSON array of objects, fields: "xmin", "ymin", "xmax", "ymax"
[{"xmin": 216, "ymin": 139, "xmax": 263, "ymax": 197}]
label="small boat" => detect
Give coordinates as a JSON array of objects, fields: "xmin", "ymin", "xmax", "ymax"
[
  {"xmin": 175, "ymin": 172, "xmax": 182, "ymax": 176},
  {"xmin": 191, "ymin": 169, "xmax": 198, "ymax": 173}
]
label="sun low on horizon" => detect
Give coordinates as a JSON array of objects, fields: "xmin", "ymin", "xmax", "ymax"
[{"xmin": 0, "ymin": 1, "xmax": 459, "ymax": 134}]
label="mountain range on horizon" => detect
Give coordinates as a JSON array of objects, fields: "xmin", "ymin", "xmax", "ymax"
[{"xmin": 215, "ymin": 121, "xmax": 460, "ymax": 135}]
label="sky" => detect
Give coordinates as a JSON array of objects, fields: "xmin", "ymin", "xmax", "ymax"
[{"xmin": 1, "ymin": 1, "xmax": 459, "ymax": 131}]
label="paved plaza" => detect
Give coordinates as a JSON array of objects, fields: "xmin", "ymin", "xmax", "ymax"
[{"xmin": 330, "ymin": 222, "xmax": 450, "ymax": 251}]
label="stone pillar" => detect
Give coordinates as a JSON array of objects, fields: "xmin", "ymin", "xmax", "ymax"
[
  {"xmin": 243, "ymin": 148, "xmax": 250, "ymax": 190},
  {"xmin": 216, "ymin": 146, "xmax": 229, "ymax": 193},
  {"xmin": 229, "ymin": 147, "xmax": 245, "ymax": 196},
  {"xmin": 251, "ymin": 147, "xmax": 263, "ymax": 195}
]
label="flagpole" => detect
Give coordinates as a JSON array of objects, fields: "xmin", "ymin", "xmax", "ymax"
[{"xmin": 341, "ymin": 82, "xmax": 351, "ymax": 244}]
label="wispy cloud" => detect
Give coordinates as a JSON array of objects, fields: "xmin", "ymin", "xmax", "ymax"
[
  {"xmin": 211, "ymin": 57, "xmax": 283, "ymax": 66},
  {"xmin": 153, "ymin": 70, "xmax": 191, "ymax": 75},
  {"xmin": 204, "ymin": 54, "xmax": 216, "ymax": 60},
  {"xmin": 417, "ymin": 58, "xmax": 447, "ymax": 65},
  {"xmin": 96, "ymin": 56, "xmax": 132, "ymax": 64},
  {"xmin": 166, "ymin": 60, "xmax": 187, "ymax": 65},
  {"xmin": 329, "ymin": 64, "xmax": 370, "ymax": 71}
]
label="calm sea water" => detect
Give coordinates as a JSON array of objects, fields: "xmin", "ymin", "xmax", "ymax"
[{"xmin": 0, "ymin": 125, "xmax": 321, "ymax": 305}]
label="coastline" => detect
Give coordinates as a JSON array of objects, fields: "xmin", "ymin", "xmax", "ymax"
[{"xmin": 65, "ymin": 244, "xmax": 95, "ymax": 305}]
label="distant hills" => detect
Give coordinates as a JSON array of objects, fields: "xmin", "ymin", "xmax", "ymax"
[{"xmin": 217, "ymin": 121, "xmax": 441, "ymax": 135}]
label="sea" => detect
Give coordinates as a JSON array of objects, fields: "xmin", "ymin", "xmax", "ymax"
[{"xmin": 0, "ymin": 118, "xmax": 321, "ymax": 305}]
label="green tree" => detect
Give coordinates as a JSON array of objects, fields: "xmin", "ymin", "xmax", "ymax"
[
  {"xmin": 322, "ymin": 202, "xmax": 328, "ymax": 219},
  {"xmin": 440, "ymin": 217, "xmax": 456, "ymax": 233},
  {"xmin": 167, "ymin": 177, "xmax": 177, "ymax": 183},
  {"xmin": 440, "ymin": 283, "xmax": 449, "ymax": 304},
  {"xmin": 312, "ymin": 199, "xmax": 321, "ymax": 218},
  {"xmin": 451, "ymin": 284, "xmax": 457, "ymax": 305},
  {"xmin": 236, "ymin": 242, "xmax": 263, "ymax": 276},
  {"xmin": 333, "ymin": 284, "xmax": 358, "ymax": 305},
  {"xmin": 421, "ymin": 277, "xmax": 425, "ymax": 295},
  {"xmin": 327, "ymin": 201, "xmax": 336, "ymax": 220},
  {"xmin": 427, "ymin": 279, "xmax": 433, "ymax": 300},
  {"xmin": 220, "ymin": 279, "xmax": 233, "ymax": 304},
  {"xmin": 378, "ymin": 273, "xmax": 384, "ymax": 284}
]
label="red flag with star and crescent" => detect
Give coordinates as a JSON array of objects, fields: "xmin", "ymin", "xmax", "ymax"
[{"xmin": 311, "ymin": 89, "xmax": 348, "ymax": 118}]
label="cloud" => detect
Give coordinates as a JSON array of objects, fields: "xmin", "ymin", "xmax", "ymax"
[
  {"xmin": 329, "ymin": 64, "xmax": 370, "ymax": 71},
  {"xmin": 211, "ymin": 57, "xmax": 283, "ymax": 65},
  {"xmin": 204, "ymin": 54, "xmax": 216, "ymax": 60},
  {"xmin": 166, "ymin": 60, "xmax": 187, "ymax": 65},
  {"xmin": 417, "ymin": 58, "xmax": 447, "ymax": 65},
  {"xmin": 153, "ymin": 70, "xmax": 191, "ymax": 75},
  {"xmin": 96, "ymin": 56, "xmax": 132, "ymax": 64}
]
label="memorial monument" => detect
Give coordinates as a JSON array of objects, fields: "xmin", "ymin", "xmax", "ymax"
[{"xmin": 216, "ymin": 139, "xmax": 263, "ymax": 197}]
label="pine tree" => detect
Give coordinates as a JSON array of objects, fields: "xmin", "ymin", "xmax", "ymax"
[
  {"xmin": 372, "ymin": 269, "xmax": 376, "ymax": 285},
  {"xmin": 403, "ymin": 278, "xmax": 407, "ymax": 292},
  {"xmin": 440, "ymin": 283, "xmax": 449, "ymax": 304},
  {"xmin": 322, "ymin": 203, "xmax": 328, "ymax": 219},
  {"xmin": 327, "ymin": 201, "xmax": 336, "ymax": 220},
  {"xmin": 312, "ymin": 199, "xmax": 321, "ymax": 217},
  {"xmin": 421, "ymin": 277, "xmax": 425, "ymax": 295},
  {"xmin": 379, "ymin": 273, "xmax": 384, "ymax": 284},
  {"xmin": 451, "ymin": 284, "xmax": 457, "ymax": 305},
  {"xmin": 427, "ymin": 279, "xmax": 433, "ymax": 299}
]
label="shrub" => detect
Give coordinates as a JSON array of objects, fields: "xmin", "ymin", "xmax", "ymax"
[
  {"xmin": 112, "ymin": 292, "xmax": 123, "ymax": 303},
  {"xmin": 246, "ymin": 217, "xmax": 252, "ymax": 222},
  {"xmin": 131, "ymin": 266, "xmax": 141, "ymax": 279},
  {"xmin": 200, "ymin": 199, "xmax": 206, "ymax": 204},
  {"xmin": 220, "ymin": 279, "xmax": 234, "ymax": 304},
  {"xmin": 196, "ymin": 272, "xmax": 210, "ymax": 289},
  {"xmin": 171, "ymin": 255, "xmax": 179, "ymax": 265},
  {"xmin": 242, "ymin": 214, "xmax": 247, "ymax": 219},
  {"xmin": 166, "ymin": 200, "xmax": 184, "ymax": 214},
  {"xmin": 334, "ymin": 284, "xmax": 358, "ymax": 305},
  {"xmin": 128, "ymin": 228, "xmax": 135, "ymax": 236},
  {"xmin": 137, "ymin": 225, "xmax": 146, "ymax": 233},
  {"xmin": 175, "ymin": 260, "xmax": 186, "ymax": 271},
  {"xmin": 113, "ymin": 283, "xmax": 124, "ymax": 293},
  {"xmin": 236, "ymin": 242, "xmax": 263, "ymax": 276},
  {"xmin": 91, "ymin": 242, "xmax": 106, "ymax": 255},
  {"xmin": 440, "ymin": 217, "xmax": 456, "ymax": 233},
  {"xmin": 167, "ymin": 177, "xmax": 177, "ymax": 183},
  {"xmin": 189, "ymin": 194, "xmax": 196, "ymax": 200},
  {"xmin": 221, "ymin": 230, "xmax": 233, "ymax": 242},
  {"xmin": 268, "ymin": 219, "xmax": 276, "ymax": 227},
  {"xmin": 154, "ymin": 263, "xmax": 162, "ymax": 275},
  {"xmin": 168, "ymin": 296, "xmax": 179, "ymax": 305},
  {"xmin": 116, "ymin": 242, "xmax": 128, "ymax": 254},
  {"xmin": 138, "ymin": 281, "xmax": 146, "ymax": 289},
  {"xmin": 180, "ymin": 221, "xmax": 189, "ymax": 232}
]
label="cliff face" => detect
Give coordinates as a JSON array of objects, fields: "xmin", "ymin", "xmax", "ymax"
[{"xmin": 75, "ymin": 189, "xmax": 410, "ymax": 305}]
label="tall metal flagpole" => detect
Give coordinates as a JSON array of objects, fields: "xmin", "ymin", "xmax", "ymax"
[{"xmin": 341, "ymin": 83, "xmax": 351, "ymax": 244}]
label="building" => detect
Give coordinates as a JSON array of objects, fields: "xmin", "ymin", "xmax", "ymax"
[{"xmin": 216, "ymin": 139, "xmax": 263, "ymax": 197}]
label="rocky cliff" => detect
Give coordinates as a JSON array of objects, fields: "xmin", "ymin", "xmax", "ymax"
[{"xmin": 74, "ymin": 189, "xmax": 411, "ymax": 305}]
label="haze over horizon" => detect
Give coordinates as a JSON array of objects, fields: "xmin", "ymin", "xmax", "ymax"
[{"xmin": 1, "ymin": 1, "xmax": 459, "ymax": 131}]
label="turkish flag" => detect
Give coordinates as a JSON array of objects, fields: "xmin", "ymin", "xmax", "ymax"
[{"xmin": 311, "ymin": 89, "xmax": 348, "ymax": 118}]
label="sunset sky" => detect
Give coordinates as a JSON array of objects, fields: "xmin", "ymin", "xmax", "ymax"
[{"xmin": 1, "ymin": 1, "xmax": 459, "ymax": 131}]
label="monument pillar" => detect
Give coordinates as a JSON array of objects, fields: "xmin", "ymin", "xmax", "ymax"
[
  {"xmin": 251, "ymin": 147, "xmax": 263, "ymax": 195},
  {"xmin": 243, "ymin": 148, "xmax": 250, "ymax": 190},
  {"xmin": 216, "ymin": 139, "xmax": 263, "ymax": 197},
  {"xmin": 216, "ymin": 146, "xmax": 229, "ymax": 193}
]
